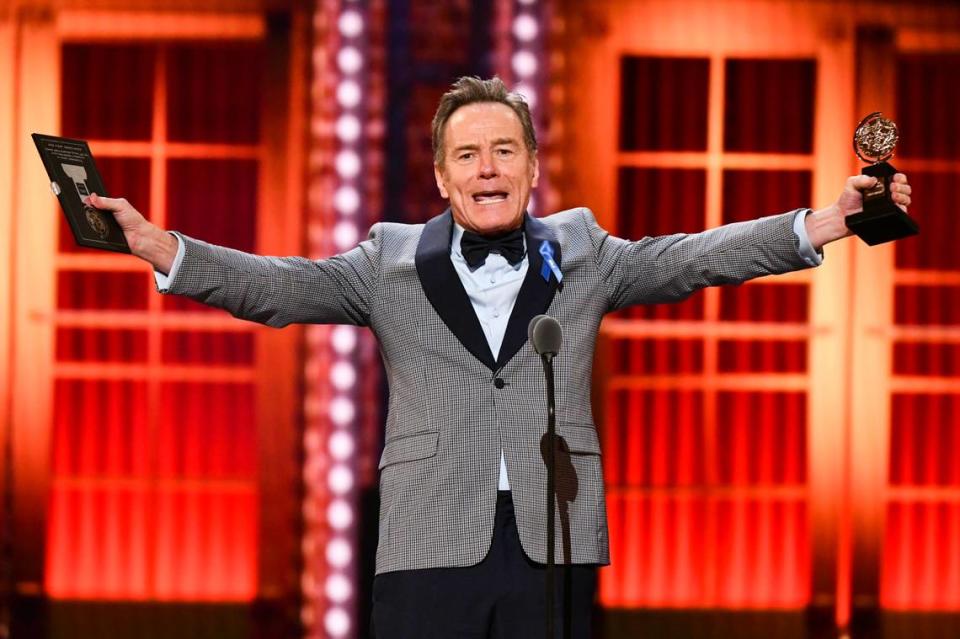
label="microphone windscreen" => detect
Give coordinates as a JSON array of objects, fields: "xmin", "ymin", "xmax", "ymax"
[
  {"xmin": 528, "ymin": 314, "xmax": 547, "ymax": 344},
  {"xmin": 530, "ymin": 314, "xmax": 562, "ymax": 356}
]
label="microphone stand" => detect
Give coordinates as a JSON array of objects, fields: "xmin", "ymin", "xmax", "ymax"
[
  {"xmin": 541, "ymin": 352, "xmax": 556, "ymax": 639},
  {"xmin": 530, "ymin": 313, "xmax": 563, "ymax": 638}
]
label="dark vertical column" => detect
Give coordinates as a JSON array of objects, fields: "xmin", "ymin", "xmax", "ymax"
[
  {"xmin": 383, "ymin": 0, "xmax": 411, "ymax": 224},
  {"xmin": 255, "ymin": 10, "xmax": 304, "ymax": 639},
  {"xmin": 382, "ymin": 0, "xmax": 493, "ymax": 224},
  {"xmin": 850, "ymin": 24, "xmax": 896, "ymax": 636}
]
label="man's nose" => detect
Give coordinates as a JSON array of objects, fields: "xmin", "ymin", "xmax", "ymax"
[{"xmin": 478, "ymin": 152, "xmax": 498, "ymax": 178}]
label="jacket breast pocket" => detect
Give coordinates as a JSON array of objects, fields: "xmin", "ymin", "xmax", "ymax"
[{"xmin": 378, "ymin": 430, "xmax": 440, "ymax": 470}]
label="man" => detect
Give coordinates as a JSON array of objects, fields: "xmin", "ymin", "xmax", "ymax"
[{"xmin": 90, "ymin": 76, "xmax": 911, "ymax": 638}]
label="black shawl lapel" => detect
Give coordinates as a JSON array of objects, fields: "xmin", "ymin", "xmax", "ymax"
[
  {"xmin": 496, "ymin": 213, "xmax": 562, "ymax": 368},
  {"xmin": 415, "ymin": 209, "xmax": 498, "ymax": 370}
]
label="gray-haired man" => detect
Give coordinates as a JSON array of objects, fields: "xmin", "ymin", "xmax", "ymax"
[{"xmin": 91, "ymin": 77, "xmax": 912, "ymax": 638}]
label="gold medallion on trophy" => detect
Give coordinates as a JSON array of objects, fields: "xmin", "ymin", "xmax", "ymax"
[{"xmin": 854, "ymin": 112, "xmax": 899, "ymax": 164}]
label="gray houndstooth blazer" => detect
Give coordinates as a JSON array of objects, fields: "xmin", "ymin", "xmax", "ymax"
[{"xmin": 164, "ymin": 206, "xmax": 813, "ymax": 574}]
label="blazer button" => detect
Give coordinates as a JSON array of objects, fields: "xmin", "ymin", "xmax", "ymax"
[{"xmin": 494, "ymin": 378, "xmax": 505, "ymax": 389}]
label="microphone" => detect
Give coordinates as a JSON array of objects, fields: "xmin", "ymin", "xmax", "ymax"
[
  {"xmin": 529, "ymin": 314, "xmax": 562, "ymax": 360},
  {"xmin": 529, "ymin": 314, "xmax": 562, "ymax": 639}
]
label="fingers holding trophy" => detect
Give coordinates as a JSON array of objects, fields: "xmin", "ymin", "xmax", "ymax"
[{"xmin": 845, "ymin": 112, "xmax": 919, "ymax": 245}]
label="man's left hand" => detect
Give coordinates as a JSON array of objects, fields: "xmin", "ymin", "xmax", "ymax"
[{"xmin": 805, "ymin": 173, "xmax": 912, "ymax": 251}]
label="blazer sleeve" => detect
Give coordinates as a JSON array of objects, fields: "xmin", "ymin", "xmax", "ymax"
[
  {"xmin": 162, "ymin": 224, "xmax": 383, "ymax": 327},
  {"xmin": 582, "ymin": 207, "xmax": 815, "ymax": 312}
]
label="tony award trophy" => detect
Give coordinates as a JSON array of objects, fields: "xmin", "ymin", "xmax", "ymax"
[{"xmin": 845, "ymin": 112, "xmax": 919, "ymax": 245}]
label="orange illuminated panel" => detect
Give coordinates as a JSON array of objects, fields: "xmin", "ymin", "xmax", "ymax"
[
  {"xmin": 602, "ymin": 494, "xmax": 808, "ymax": 608},
  {"xmin": 617, "ymin": 167, "xmax": 707, "ymax": 237},
  {"xmin": 57, "ymin": 271, "xmax": 149, "ymax": 310},
  {"xmin": 47, "ymin": 379, "xmax": 150, "ymax": 597},
  {"xmin": 161, "ymin": 331, "xmax": 254, "ymax": 365},
  {"xmin": 896, "ymin": 54, "xmax": 960, "ymax": 161},
  {"xmin": 719, "ymin": 284, "xmax": 809, "ymax": 323},
  {"xmin": 61, "ymin": 44, "xmax": 155, "ymax": 141},
  {"xmin": 723, "ymin": 59, "xmax": 815, "ymax": 154},
  {"xmin": 50, "ymin": 379, "xmax": 150, "ymax": 477},
  {"xmin": 603, "ymin": 494, "xmax": 711, "ymax": 607},
  {"xmin": 604, "ymin": 389, "xmax": 706, "ymax": 488},
  {"xmin": 721, "ymin": 170, "xmax": 812, "ymax": 224},
  {"xmin": 883, "ymin": 500, "xmax": 960, "ymax": 610},
  {"xmin": 620, "ymin": 56, "xmax": 709, "ymax": 152},
  {"xmin": 47, "ymin": 486, "xmax": 152, "ymax": 599},
  {"xmin": 881, "ymin": 51, "xmax": 960, "ymax": 612},
  {"xmin": 885, "ymin": 293, "xmax": 960, "ymax": 611},
  {"xmin": 56, "ymin": 327, "xmax": 148, "ymax": 363},
  {"xmin": 47, "ymin": 40, "xmax": 263, "ymax": 603},
  {"xmin": 715, "ymin": 392, "xmax": 807, "ymax": 486},
  {"xmin": 889, "ymin": 395, "xmax": 960, "ymax": 488},
  {"xmin": 712, "ymin": 497, "xmax": 809, "ymax": 607},
  {"xmin": 165, "ymin": 159, "xmax": 258, "ymax": 251},
  {"xmin": 894, "ymin": 285, "xmax": 960, "ymax": 325},
  {"xmin": 609, "ymin": 339, "xmax": 704, "ymax": 376},
  {"xmin": 893, "ymin": 170, "xmax": 960, "ymax": 271},
  {"xmin": 717, "ymin": 340, "xmax": 807, "ymax": 373},
  {"xmin": 152, "ymin": 488, "xmax": 257, "ymax": 601},
  {"xmin": 619, "ymin": 297, "xmax": 705, "ymax": 322},
  {"xmin": 601, "ymin": 51, "xmax": 813, "ymax": 612},
  {"xmin": 894, "ymin": 343, "xmax": 960, "ymax": 377},
  {"xmin": 47, "ymin": 485, "xmax": 258, "ymax": 601},
  {"xmin": 166, "ymin": 44, "xmax": 263, "ymax": 144},
  {"xmin": 601, "ymin": 389, "xmax": 809, "ymax": 607},
  {"xmin": 156, "ymin": 382, "xmax": 257, "ymax": 479}
]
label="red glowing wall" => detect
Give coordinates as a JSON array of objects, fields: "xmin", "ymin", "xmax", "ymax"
[
  {"xmin": 881, "ymin": 52, "xmax": 960, "ymax": 611},
  {"xmin": 44, "ymin": 41, "xmax": 264, "ymax": 601},
  {"xmin": 599, "ymin": 56, "xmax": 816, "ymax": 608}
]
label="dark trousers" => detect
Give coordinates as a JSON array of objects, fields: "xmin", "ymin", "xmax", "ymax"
[{"xmin": 371, "ymin": 491, "xmax": 598, "ymax": 638}]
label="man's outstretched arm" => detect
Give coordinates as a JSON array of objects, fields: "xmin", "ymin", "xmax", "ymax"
[
  {"xmin": 87, "ymin": 193, "xmax": 381, "ymax": 328},
  {"xmin": 587, "ymin": 172, "xmax": 914, "ymax": 311}
]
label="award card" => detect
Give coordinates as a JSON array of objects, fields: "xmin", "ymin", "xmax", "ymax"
[{"xmin": 32, "ymin": 133, "xmax": 131, "ymax": 253}]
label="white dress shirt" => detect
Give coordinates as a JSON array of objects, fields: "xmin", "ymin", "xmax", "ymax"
[{"xmin": 450, "ymin": 223, "xmax": 529, "ymax": 490}]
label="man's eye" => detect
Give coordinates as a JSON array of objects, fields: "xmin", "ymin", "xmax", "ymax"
[
  {"xmin": 496, "ymin": 148, "xmax": 514, "ymax": 157},
  {"xmin": 458, "ymin": 152, "xmax": 475, "ymax": 161}
]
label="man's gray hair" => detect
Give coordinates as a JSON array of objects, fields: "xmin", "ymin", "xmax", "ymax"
[{"xmin": 431, "ymin": 76, "xmax": 538, "ymax": 166}]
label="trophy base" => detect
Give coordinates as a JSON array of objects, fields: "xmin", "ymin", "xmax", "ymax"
[
  {"xmin": 845, "ymin": 202, "xmax": 919, "ymax": 246},
  {"xmin": 845, "ymin": 161, "xmax": 919, "ymax": 246}
]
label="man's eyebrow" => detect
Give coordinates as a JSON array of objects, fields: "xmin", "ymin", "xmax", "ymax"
[{"xmin": 451, "ymin": 138, "xmax": 521, "ymax": 153}]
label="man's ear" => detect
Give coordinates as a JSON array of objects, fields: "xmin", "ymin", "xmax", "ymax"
[
  {"xmin": 434, "ymin": 164, "xmax": 449, "ymax": 199},
  {"xmin": 531, "ymin": 156, "xmax": 540, "ymax": 188}
]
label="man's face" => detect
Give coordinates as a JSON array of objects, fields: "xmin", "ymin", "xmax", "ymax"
[{"xmin": 434, "ymin": 102, "xmax": 539, "ymax": 236}]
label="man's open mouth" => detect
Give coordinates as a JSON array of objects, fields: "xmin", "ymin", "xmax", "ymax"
[{"xmin": 472, "ymin": 191, "xmax": 508, "ymax": 204}]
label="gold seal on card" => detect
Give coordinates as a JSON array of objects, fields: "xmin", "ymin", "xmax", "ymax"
[
  {"xmin": 853, "ymin": 111, "xmax": 899, "ymax": 164},
  {"xmin": 84, "ymin": 205, "xmax": 111, "ymax": 239}
]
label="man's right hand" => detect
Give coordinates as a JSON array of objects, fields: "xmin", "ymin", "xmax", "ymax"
[{"xmin": 87, "ymin": 193, "xmax": 178, "ymax": 275}]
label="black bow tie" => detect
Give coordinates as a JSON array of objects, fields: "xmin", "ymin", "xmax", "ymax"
[{"xmin": 460, "ymin": 228, "xmax": 526, "ymax": 269}]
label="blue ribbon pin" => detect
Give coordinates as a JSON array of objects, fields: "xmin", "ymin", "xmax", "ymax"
[{"xmin": 538, "ymin": 240, "xmax": 563, "ymax": 284}]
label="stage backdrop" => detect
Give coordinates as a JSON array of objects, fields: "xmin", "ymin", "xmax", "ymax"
[
  {"xmin": 557, "ymin": 1, "xmax": 960, "ymax": 635},
  {"xmin": 3, "ymin": 6, "xmax": 307, "ymax": 638},
  {"xmin": 2, "ymin": 2, "xmax": 960, "ymax": 639}
]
